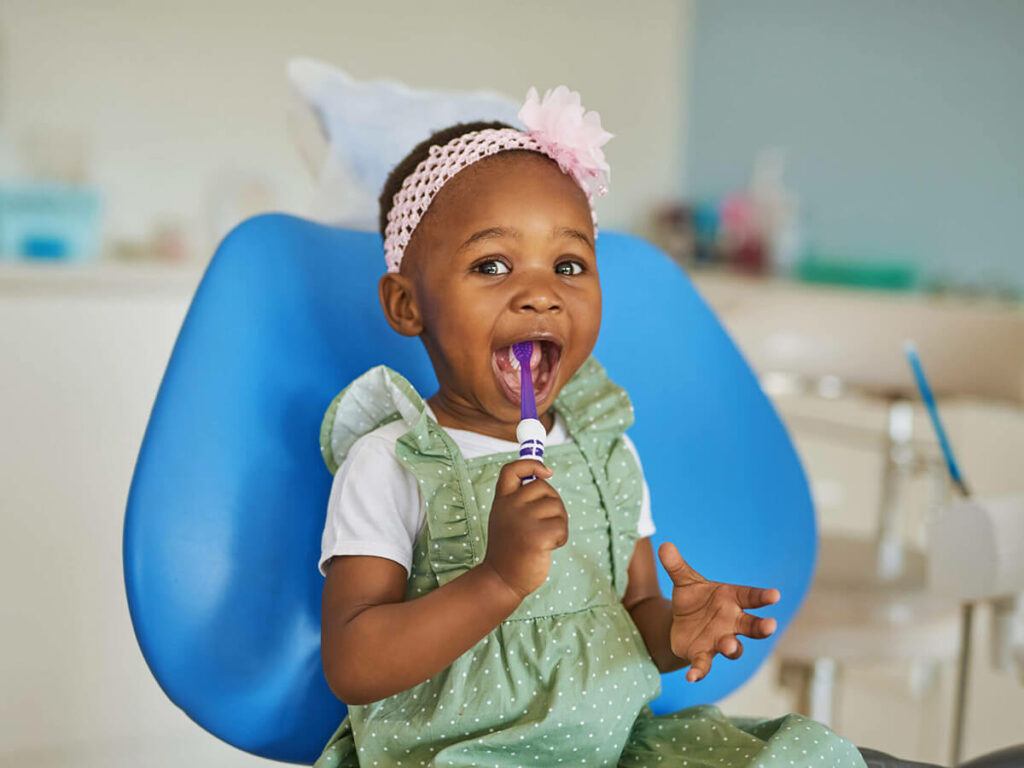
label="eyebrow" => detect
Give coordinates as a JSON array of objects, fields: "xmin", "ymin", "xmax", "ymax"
[{"xmin": 457, "ymin": 225, "xmax": 594, "ymax": 253}]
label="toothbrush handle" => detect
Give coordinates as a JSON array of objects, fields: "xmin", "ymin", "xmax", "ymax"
[{"xmin": 516, "ymin": 418, "xmax": 546, "ymax": 484}]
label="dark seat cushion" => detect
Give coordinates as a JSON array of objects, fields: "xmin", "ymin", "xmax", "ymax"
[
  {"xmin": 858, "ymin": 746, "xmax": 945, "ymax": 767},
  {"xmin": 960, "ymin": 744, "xmax": 1024, "ymax": 768}
]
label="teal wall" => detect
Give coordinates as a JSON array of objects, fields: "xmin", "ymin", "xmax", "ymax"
[{"xmin": 685, "ymin": 0, "xmax": 1024, "ymax": 294}]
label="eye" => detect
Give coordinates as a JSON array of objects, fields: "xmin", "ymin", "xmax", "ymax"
[
  {"xmin": 555, "ymin": 259, "xmax": 584, "ymax": 276},
  {"xmin": 474, "ymin": 259, "xmax": 510, "ymax": 276}
]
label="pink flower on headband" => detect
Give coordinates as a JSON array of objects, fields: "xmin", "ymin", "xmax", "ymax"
[{"xmin": 518, "ymin": 85, "xmax": 613, "ymax": 198}]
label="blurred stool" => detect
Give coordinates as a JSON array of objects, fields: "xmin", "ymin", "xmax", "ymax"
[{"xmin": 777, "ymin": 534, "xmax": 960, "ymax": 726}]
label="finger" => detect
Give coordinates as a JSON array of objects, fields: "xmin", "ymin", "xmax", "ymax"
[
  {"xmin": 511, "ymin": 477, "xmax": 561, "ymax": 505},
  {"xmin": 657, "ymin": 542, "xmax": 701, "ymax": 584},
  {"xmin": 686, "ymin": 650, "xmax": 713, "ymax": 682},
  {"xmin": 537, "ymin": 515, "xmax": 570, "ymax": 549},
  {"xmin": 518, "ymin": 496, "xmax": 567, "ymax": 525},
  {"xmin": 735, "ymin": 585, "xmax": 781, "ymax": 609},
  {"xmin": 716, "ymin": 635, "xmax": 744, "ymax": 660},
  {"xmin": 529, "ymin": 497, "xmax": 568, "ymax": 522},
  {"xmin": 496, "ymin": 460, "xmax": 553, "ymax": 496},
  {"xmin": 735, "ymin": 612, "xmax": 777, "ymax": 639}
]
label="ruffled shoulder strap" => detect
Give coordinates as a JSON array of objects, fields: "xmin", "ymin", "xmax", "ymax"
[
  {"xmin": 318, "ymin": 365, "xmax": 430, "ymax": 474},
  {"xmin": 318, "ymin": 366, "xmax": 485, "ymax": 587},
  {"xmin": 554, "ymin": 356, "xmax": 644, "ymax": 596},
  {"xmin": 553, "ymin": 356, "xmax": 635, "ymax": 436}
]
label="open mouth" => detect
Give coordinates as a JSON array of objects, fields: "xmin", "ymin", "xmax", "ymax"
[{"xmin": 492, "ymin": 338, "xmax": 563, "ymax": 408}]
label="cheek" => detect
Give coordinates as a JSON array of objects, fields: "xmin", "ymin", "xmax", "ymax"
[
  {"xmin": 572, "ymin": 284, "xmax": 602, "ymax": 339},
  {"xmin": 425, "ymin": 288, "xmax": 495, "ymax": 361},
  {"xmin": 434, "ymin": 290, "xmax": 491, "ymax": 335},
  {"xmin": 561, "ymin": 289, "xmax": 601, "ymax": 373}
]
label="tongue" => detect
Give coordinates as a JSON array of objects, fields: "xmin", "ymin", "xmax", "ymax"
[{"xmin": 494, "ymin": 342, "xmax": 547, "ymax": 404}]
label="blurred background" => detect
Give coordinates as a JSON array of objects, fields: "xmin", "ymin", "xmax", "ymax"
[{"xmin": 1, "ymin": 0, "xmax": 1022, "ymax": 766}]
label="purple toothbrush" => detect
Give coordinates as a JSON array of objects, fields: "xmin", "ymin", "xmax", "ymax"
[{"xmin": 512, "ymin": 341, "xmax": 547, "ymax": 484}]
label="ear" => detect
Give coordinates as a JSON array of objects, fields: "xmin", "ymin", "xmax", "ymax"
[{"xmin": 378, "ymin": 272, "xmax": 424, "ymax": 337}]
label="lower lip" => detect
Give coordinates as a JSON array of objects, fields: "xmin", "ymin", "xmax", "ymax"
[{"xmin": 492, "ymin": 344, "xmax": 561, "ymax": 409}]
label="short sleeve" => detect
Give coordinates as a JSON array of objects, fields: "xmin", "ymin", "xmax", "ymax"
[
  {"xmin": 621, "ymin": 434, "xmax": 656, "ymax": 538},
  {"xmin": 319, "ymin": 430, "xmax": 425, "ymax": 577}
]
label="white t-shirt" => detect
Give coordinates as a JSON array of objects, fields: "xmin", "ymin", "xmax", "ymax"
[{"xmin": 319, "ymin": 405, "xmax": 656, "ymax": 576}]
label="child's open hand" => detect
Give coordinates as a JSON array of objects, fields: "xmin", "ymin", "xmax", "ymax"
[
  {"xmin": 481, "ymin": 459, "xmax": 568, "ymax": 600},
  {"xmin": 657, "ymin": 542, "xmax": 780, "ymax": 682}
]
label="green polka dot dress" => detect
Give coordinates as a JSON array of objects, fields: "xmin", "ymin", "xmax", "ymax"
[{"xmin": 315, "ymin": 357, "xmax": 865, "ymax": 768}]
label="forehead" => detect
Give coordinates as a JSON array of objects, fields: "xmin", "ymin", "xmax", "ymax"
[{"xmin": 421, "ymin": 152, "xmax": 594, "ymax": 245}]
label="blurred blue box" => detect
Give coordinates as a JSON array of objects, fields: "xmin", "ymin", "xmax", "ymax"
[{"xmin": 0, "ymin": 182, "xmax": 102, "ymax": 262}]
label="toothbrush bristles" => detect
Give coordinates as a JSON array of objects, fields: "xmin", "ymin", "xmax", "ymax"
[{"xmin": 512, "ymin": 341, "xmax": 538, "ymax": 420}]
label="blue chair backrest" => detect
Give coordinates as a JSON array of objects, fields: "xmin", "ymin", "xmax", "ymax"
[{"xmin": 124, "ymin": 214, "xmax": 816, "ymax": 764}]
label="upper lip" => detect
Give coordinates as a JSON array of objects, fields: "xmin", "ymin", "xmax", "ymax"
[{"xmin": 492, "ymin": 329, "xmax": 566, "ymax": 352}]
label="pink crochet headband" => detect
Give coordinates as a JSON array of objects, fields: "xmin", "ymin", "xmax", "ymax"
[{"xmin": 383, "ymin": 86, "xmax": 614, "ymax": 273}]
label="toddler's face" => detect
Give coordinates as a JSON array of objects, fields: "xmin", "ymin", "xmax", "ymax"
[{"xmin": 389, "ymin": 152, "xmax": 601, "ymax": 433}]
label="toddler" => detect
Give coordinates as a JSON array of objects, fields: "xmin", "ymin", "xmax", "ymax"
[{"xmin": 315, "ymin": 86, "xmax": 866, "ymax": 767}]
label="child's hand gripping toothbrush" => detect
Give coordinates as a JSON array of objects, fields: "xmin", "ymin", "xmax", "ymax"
[
  {"xmin": 512, "ymin": 341, "xmax": 546, "ymax": 484},
  {"xmin": 477, "ymin": 340, "xmax": 564, "ymax": 600}
]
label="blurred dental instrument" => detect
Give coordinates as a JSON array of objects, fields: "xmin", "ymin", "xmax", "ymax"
[{"xmin": 904, "ymin": 341, "xmax": 970, "ymax": 499}]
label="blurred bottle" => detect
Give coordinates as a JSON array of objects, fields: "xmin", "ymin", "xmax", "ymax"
[
  {"xmin": 719, "ymin": 192, "xmax": 765, "ymax": 274},
  {"xmin": 0, "ymin": 128, "xmax": 102, "ymax": 263},
  {"xmin": 646, "ymin": 201, "xmax": 723, "ymax": 270},
  {"xmin": 749, "ymin": 147, "xmax": 802, "ymax": 277},
  {"xmin": 647, "ymin": 202, "xmax": 697, "ymax": 267}
]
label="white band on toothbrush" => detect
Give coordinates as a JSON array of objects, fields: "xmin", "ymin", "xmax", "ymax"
[
  {"xmin": 517, "ymin": 418, "xmax": 547, "ymax": 484},
  {"xmin": 516, "ymin": 418, "xmax": 547, "ymax": 457}
]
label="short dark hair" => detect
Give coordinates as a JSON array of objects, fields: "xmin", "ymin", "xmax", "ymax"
[{"xmin": 377, "ymin": 120, "xmax": 515, "ymax": 237}]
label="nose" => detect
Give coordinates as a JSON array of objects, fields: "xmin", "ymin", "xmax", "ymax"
[{"xmin": 511, "ymin": 269, "xmax": 561, "ymax": 313}]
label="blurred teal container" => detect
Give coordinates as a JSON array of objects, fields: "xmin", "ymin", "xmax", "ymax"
[
  {"xmin": 795, "ymin": 253, "xmax": 918, "ymax": 291},
  {"xmin": 0, "ymin": 182, "xmax": 102, "ymax": 262}
]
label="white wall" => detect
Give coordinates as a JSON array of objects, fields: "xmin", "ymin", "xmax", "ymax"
[{"xmin": 0, "ymin": 0, "xmax": 692, "ymax": 258}]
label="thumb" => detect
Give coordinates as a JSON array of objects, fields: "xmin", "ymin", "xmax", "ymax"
[{"xmin": 658, "ymin": 541, "xmax": 698, "ymax": 584}]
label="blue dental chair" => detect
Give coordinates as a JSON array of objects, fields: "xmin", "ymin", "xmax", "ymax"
[{"xmin": 123, "ymin": 214, "xmax": 818, "ymax": 764}]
